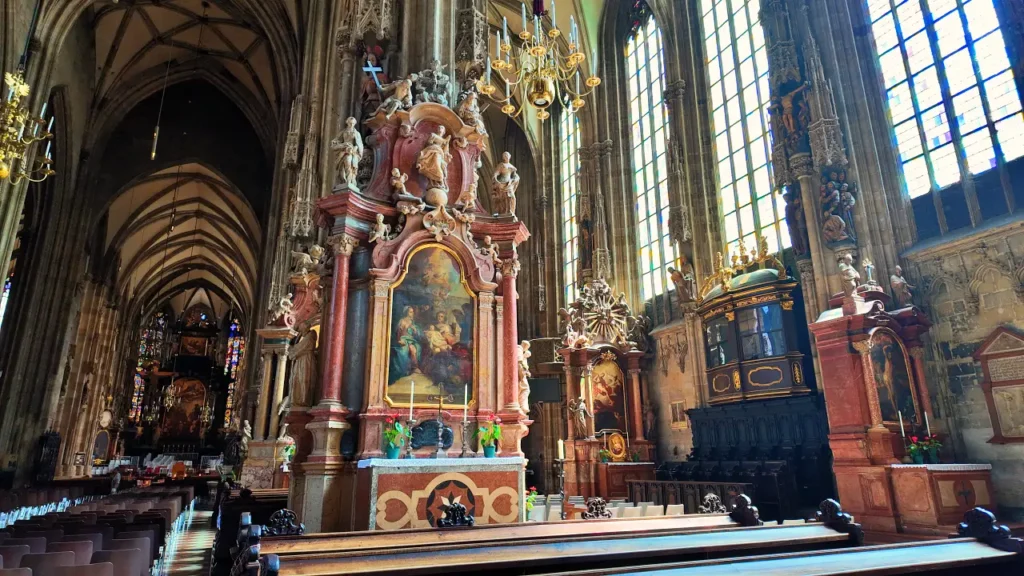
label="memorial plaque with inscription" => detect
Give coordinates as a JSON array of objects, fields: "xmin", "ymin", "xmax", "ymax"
[{"xmin": 973, "ymin": 326, "xmax": 1024, "ymax": 444}]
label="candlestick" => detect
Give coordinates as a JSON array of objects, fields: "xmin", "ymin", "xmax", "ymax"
[
  {"xmin": 460, "ymin": 419, "xmax": 470, "ymax": 457},
  {"xmin": 898, "ymin": 410, "xmax": 905, "ymax": 438},
  {"xmin": 557, "ymin": 438, "xmax": 565, "ymax": 460},
  {"xmin": 521, "ymin": 3, "xmax": 527, "ymax": 30},
  {"xmin": 405, "ymin": 418, "xmax": 416, "ymax": 459},
  {"xmin": 409, "ymin": 381, "xmax": 415, "ymax": 421},
  {"xmin": 463, "ymin": 384, "xmax": 468, "ymax": 422},
  {"xmin": 555, "ymin": 458, "xmax": 567, "ymax": 520},
  {"xmin": 925, "ymin": 412, "xmax": 931, "ymax": 437}
]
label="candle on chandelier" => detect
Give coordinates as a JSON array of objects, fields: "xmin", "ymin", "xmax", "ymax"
[
  {"xmin": 485, "ymin": 56, "xmax": 491, "ymax": 83},
  {"xmin": 494, "ymin": 30, "xmax": 500, "ymax": 57},
  {"xmin": 409, "ymin": 380, "xmax": 415, "ymax": 421},
  {"xmin": 503, "ymin": 16, "xmax": 508, "ymax": 42},
  {"xmin": 534, "ymin": 14, "xmax": 540, "ymax": 38},
  {"xmin": 551, "ymin": 0, "xmax": 556, "ymax": 27},
  {"xmin": 521, "ymin": 3, "xmax": 527, "ymax": 30},
  {"xmin": 570, "ymin": 15, "xmax": 577, "ymax": 44}
]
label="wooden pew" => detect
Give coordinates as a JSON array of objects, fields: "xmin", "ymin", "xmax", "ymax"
[{"xmin": 214, "ymin": 486, "xmax": 288, "ymax": 574}]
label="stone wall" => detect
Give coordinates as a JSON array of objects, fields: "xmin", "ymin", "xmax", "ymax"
[
  {"xmin": 906, "ymin": 220, "xmax": 1024, "ymax": 518},
  {"xmin": 649, "ymin": 319, "xmax": 703, "ymax": 461}
]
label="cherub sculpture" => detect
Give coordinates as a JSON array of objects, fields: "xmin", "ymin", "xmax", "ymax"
[
  {"xmin": 456, "ymin": 165, "xmax": 480, "ymax": 210},
  {"xmin": 481, "ymin": 235, "xmax": 501, "ymax": 266},
  {"xmin": 491, "ymin": 151, "xmax": 520, "ymax": 218},
  {"xmin": 331, "ymin": 117, "xmax": 363, "ymax": 190},
  {"xmin": 390, "ymin": 168, "xmax": 409, "ymax": 198},
  {"xmin": 369, "ymin": 213, "xmax": 391, "ymax": 243}
]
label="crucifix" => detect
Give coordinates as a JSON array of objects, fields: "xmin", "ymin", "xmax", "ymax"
[{"xmin": 363, "ymin": 56, "xmax": 384, "ymax": 93}]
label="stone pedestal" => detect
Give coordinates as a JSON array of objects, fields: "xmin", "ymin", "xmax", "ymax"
[
  {"xmin": 890, "ymin": 464, "xmax": 994, "ymax": 535},
  {"xmin": 301, "ymin": 404, "xmax": 351, "ymax": 533},
  {"xmin": 240, "ymin": 439, "xmax": 292, "ymax": 489},
  {"xmin": 351, "ymin": 457, "xmax": 525, "ymax": 530}
]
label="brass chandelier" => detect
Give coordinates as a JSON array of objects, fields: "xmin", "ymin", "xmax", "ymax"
[
  {"xmin": 0, "ymin": 71, "xmax": 53, "ymax": 184},
  {"xmin": 477, "ymin": 1, "xmax": 600, "ymax": 121}
]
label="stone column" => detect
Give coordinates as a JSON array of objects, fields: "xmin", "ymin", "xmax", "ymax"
[
  {"xmin": 320, "ymin": 234, "xmax": 358, "ymax": 406},
  {"xmin": 627, "ymin": 362, "xmax": 645, "ymax": 442},
  {"xmin": 268, "ymin": 350, "xmax": 290, "ymax": 439},
  {"xmin": 500, "ymin": 256, "xmax": 521, "ymax": 411},
  {"xmin": 791, "ymin": 153, "xmax": 837, "ymax": 304},
  {"xmin": 254, "ymin": 352, "xmax": 274, "ymax": 440}
]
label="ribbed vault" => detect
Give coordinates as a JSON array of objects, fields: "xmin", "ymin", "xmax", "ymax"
[{"xmin": 103, "ymin": 162, "xmax": 260, "ymax": 325}]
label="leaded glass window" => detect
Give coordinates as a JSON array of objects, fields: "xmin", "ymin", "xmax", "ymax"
[
  {"xmin": 700, "ymin": 0, "xmax": 787, "ymax": 258},
  {"xmin": 626, "ymin": 15, "xmax": 678, "ymax": 301},
  {"xmin": 560, "ymin": 112, "xmax": 581, "ymax": 304},
  {"xmin": 223, "ymin": 319, "xmax": 245, "ymax": 428},
  {"xmin": 866, "ymin": 0, "xmax": 1022, "ymax": 199}
]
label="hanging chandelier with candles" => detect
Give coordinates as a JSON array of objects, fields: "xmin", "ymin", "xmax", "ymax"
[
  {"xmin": 477, "ymin": 1, "xmax": 600, "ymax": 121},
  {"xmin": 0, "ymin": 71, "xmax": 53, "ymax": 184}
]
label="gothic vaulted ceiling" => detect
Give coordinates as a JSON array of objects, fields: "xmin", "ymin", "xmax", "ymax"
[
  {"xmin": 103, "ymin": 163, "xmax": 260, "ymax": 325},
  {"xmin": 93, "ymin": 0, "xmax": 279, "ymax": 112}
]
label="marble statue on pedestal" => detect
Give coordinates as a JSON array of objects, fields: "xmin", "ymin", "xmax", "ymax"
[
  {"xmin": 518, "ymin": 340, "xmax": 532, "ymax": 415},
  {"xmin": 331, "ymin": 117, "xmax": 363, "ymax": 190},
  {"xmin": 890, "ymin": 265, "xmax": 915, "ymax": 307},
  {"xmin": 491, "ymin": 152, "xmax": 520, "ymax": 219},
  {"xmin": 838, "ymin": 253, "xmax": 860, "ymax": 296}
]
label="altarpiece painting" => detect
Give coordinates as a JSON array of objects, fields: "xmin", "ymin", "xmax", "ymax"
[
  {"xmin": 592, "ymin": 358, "xmax": 626, "ymax": 434},
  {"xmin": 869, "ymin": 330, "xmax": 918, "ymax": 426}
]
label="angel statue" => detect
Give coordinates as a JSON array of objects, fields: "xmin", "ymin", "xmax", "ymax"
[
  {"xmin": 375, "ymin": 75, "xmax": 416, "ymax": 118},
  {"xmin": 369, "ymin": 213, "xmax": 392, "ymax": 243},
  {"xmin": 456, "ymin": 89, "xmax": 486, "ymax": 134},
  {"xmin": 290, "ymin": 244, "xmax": 324, "ymax": 276},
  {"xmin": 568, "ymin": 395, "xmax": 592, "ymax": 439},
  {"xmin": 890, "ymin": 265, "xmax": 915, "ymax": 307},
  {"xmin": 481, "ymin": 235, "xmax": 501, "ymax": 265},
  {"xmin": 331, "ymin": 117, "xmax": 363, "ymax": 190},
  {"xmin": 518, "ymin": 341, "xmax": 532, "ymax": 415},
  {"xmin": 837, "ymin": 253, "xmax": 861, "ymax": 296},
  {"xmin": 416, "ymin": 126, "xmax": 452, "ymax": 190},
  {"xmin": 270, "ymin": 293, "xmax": 294, "ymax": 323},
  {"xmin": 491, "ymin": 151, "xmax": 520, "ymax": 218},
  {"xmin": 456, "ymin": 165, "xmax": 481, "ymax": 210}
]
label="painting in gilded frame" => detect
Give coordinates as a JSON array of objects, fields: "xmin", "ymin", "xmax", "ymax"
[
  {"xmin": 592, "ymin": 359, "xmax": 626, "ymax": 433},
  {"xmin": 870, "ymin": 331, "xmax": 917, "ymax": 425},
  {"xmin": 161, "ymin": 379, "xmax": 207, "ymax": 438},
  {"xmin": 387, "ymin": 245, "xmax": 474, "ymax": 407}
]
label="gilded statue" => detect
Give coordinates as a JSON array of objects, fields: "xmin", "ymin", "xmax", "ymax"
[
  {"xmin": 491, "ymin": 151, "xmax": 520, "ymax": 218},
  {"xmin": 890, "ymin": 265, "xmax": 915, "ymax": 307},
  {"xmin": 369, "ymin": 213, "xmax": 391, "ymax": 243},
  {"xmin": 568, "ymin": 395, "xmax": 592, "ymax": 439},
  {"xmin": 518, "ymin": 340, "xmax": 532, "ymax": 415},
  {"xmin": 455, "ymin": 89, "xmax": 486, "ymax": 134},
  {"xmin": 331, "ymin": 117, "xmax": 363, "ymax": 190},
  {"xmin": 375, "ymin": 75, "xmax": 415, "ymax": 118},
  {"xmin": 287, "ymin": 330, "xmax": 318, "ymax": 408},
  {"xmin": 837, "ymin": 253, "xmax": 860, "ymax": 296},
  {"xmin": 416, "ymin": 126, "xmax": 452, "ymax": 191}
]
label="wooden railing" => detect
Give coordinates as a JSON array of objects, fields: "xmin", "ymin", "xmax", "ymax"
[{"xmin": 626, "ymin": 480, "xmax": 754, "ymax": 515}]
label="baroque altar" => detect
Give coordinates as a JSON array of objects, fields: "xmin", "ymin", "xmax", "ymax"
[{"xmin": 298, "ymin": 90, "xmax": 530, "ymax": 531}]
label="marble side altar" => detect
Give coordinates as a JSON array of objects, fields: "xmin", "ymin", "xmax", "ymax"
[
  {"xmin": 890, "ymin": 464, "xmax": 994, "ymax": 535},
  {"xmin": 353, "ymin": 457, "xmax": 525, "ymax": 530}
]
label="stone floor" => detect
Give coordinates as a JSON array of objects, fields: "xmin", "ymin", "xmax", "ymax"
[{"xmin": 162, "ymin": 509, "xmax": 215, "ymax": 575}]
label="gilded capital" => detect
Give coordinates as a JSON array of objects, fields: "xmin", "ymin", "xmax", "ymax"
[{"xmin": 328, "ymin": 233, "xmax": 359, "ymax": 256}]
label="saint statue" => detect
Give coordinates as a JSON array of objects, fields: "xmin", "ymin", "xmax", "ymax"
[
  {"xmin": 518, "ymin": 341, "xmax": 532, "ymax": 415},
  {"xmin": 783, "ymin": 187, "xmax": 809, "ymax": 257},
  {"xmin": 668, "ymin": 255, "xmax": 697, "ymax": 303},
  {"xmin": 455, "ymin": 89, "xmax": 486, "ymax": 134},
  {"xmin": 890, "ymin": 265, "xmax": 915, "ymax": 307},
  {"xmin": 770, "ymin": 82, "xmax": 810, "ymax": 144},
  {"xmin": 242, "ymin": 420, "xmax": 252, "ymax": 452},
  {"xmin": 359, "ymin": 51, "xmax": 389, "ymax": 125},
  {"xmin": 413, "ymin": 60, "xmax": 452, "ymax": 106},
  {"xmin": 491, "ymin": 151, "xmax": 520, "ymax": 218},
  {"xmin": 568, "ymin": 395, "xmax": 592, "ymax": 439},
  {"xmin": 290, "ymin": 244, "xmax": 324, "ymax": 276},
  {"xmin": 331, "ymin": 117, "xmax": 363, "ymax": 190},
  {"xmin": 838, "ymin": 253, "xmax": 861, "ymax": 296},
  {"xmin": 416, "ymin": 126, "xmax": 452, "ymax": 191},
  {"xmin": 287, "ymin": 329, "xmax": 318, "ymax": 408},
  {"xmin": 375, "ymin": 75, "xmax": 415, "ymax": 118}
]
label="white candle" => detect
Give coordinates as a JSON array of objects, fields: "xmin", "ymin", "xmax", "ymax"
[
  {"xmin": 503, "ymin": 16, "xmax": 508, "ymax": 41},
  {"xmin": 521, "ymin": 3, "xmax": 527, "ymax": 30},
  {"xmin": 557, "ymin": 439, "xmax": 565, "ymax": 460},
  {"xmin": 898, "ymin": 410, "xmax": 905, "ymax": 438},
  {"xmin": 534, "ymin": 15, "xmax": 539, "ymax": 38},
  {"xmin": 551, "ymin": 0, "xmax": 556, "ymax": 28},
  {"xmin": 925, "ymin": 412, "xmax": 931, "ymax": 437},
  {"xmin": 485, "ymin": 56, "xmax": 491, "ymax": 82},
  {"xmin": 463, "ymin": 384, "xmax": 468, "ymax": 422},
  {"xmin": 409, "ymin": 380, "xmax": 415, "ymax": 421}
]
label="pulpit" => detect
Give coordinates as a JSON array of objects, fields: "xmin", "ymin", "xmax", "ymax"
[{"xmin": 809, "ymin": 281, "xmax": 993, "ymax": 537}]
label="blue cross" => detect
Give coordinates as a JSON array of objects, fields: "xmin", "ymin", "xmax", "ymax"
[{"xmin": 363, "ymin": 57, "xmax": 384, "ymax": 93}]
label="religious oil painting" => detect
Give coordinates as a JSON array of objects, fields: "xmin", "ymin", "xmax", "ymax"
[
  {"xmin": 992, "ymin": 384, "xmax": 1024, "ymax": 439},
  {"xmin": 870, "ymin": 332, "xmax": 917, "ymax": 426},
  {"xmin": 387, "ymin": 245, "xmax": 474, "ymax": 407},
  {"xmin": 161, "ymin": 379, "xmax": 207, "ymax": 438},
  {"xmin": 592, "ymin": 359, "xmax": 626, "ymax": 434}
]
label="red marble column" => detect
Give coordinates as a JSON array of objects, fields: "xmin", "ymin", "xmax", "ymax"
[
  {"xmin": 321, "ymin": 234, "xmax": 358, "ymax": 405},
  {"xmin": 501, "ymin": 258, "xmax": 520, "ymax": 410},
  {"xmin": 627, "ymin": 356, "xmax": 645, "ymax": 442}
]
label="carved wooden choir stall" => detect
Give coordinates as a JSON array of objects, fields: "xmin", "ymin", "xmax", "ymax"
[
  {"xmin": 809, "ymin": 262, "xmax": 994, "ymax": 537},
  {"xmin": 243, "ymin": 81, "xmax": 531, "ymax": 531}
]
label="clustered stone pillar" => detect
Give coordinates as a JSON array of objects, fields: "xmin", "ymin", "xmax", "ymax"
[
  {"xmin": 268, "ymin": 349, "xmax": 291, "ymax": 439},
  {"xmin": 254, "ymin": 351, "xmax": 274, "ymax": 440}
]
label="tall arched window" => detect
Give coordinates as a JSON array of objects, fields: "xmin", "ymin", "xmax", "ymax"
[
  {"xmin": 560, "ymin": 112, "xmax": 581, "ymax": 303},
  {"xmin": 626, "ymin": 13, "xmax": 677, "ymax": 302},
  {"xmin": 700, "ymin": 0, "xmax": 785, "ymax": 257},
  {"xmin": 866, "ymin": 0, "xmax": 1021, "ymax": 225},
  {"xmin": 223, "ymin": 318, "xmax": 245, "ymax": 428},
  {"xmin": 129, "ymin": 312, "xmax": 167, "ymax": 422}
]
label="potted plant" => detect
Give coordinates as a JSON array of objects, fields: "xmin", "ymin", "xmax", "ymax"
[
  {"xmin": 383, "ymin": 415, "xmax": 410, "ymax": 459},
  {"xmin": 525, "ymin": 486, "xmax": 539, "ymax": 512},
  {"xmin": 476, "ymin": 415, "xmax": 502, "ymax": 457},
  {"xmin": 906, "ymin": 436, "xmax": 926, "ymax": 464},
  {"xmin": 598, "ymin": 449, "xmax": 611, "ymax": 463},
  {"xmin": 922, "ymin": 434, "xmax": 942, "ymax": 464}
]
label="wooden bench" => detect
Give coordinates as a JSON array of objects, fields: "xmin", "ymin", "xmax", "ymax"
[{"xmin": 215, "ymin": 486, "xmax": 288, "ymax": 574}]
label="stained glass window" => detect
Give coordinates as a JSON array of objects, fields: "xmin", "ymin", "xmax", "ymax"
[
  {"xmin": 867, "ymin": 0, "xmax": 1022, "ymax": 199},
  {"xmin": 223, "ymin": 319, "xmax": 245, "ymax": 428},
  {"xmin": 560, "ymin": 112, "xmax": 581, "ymax": 304},
  {"xmin": 129, "ymin": 312, "xmax": 166, "ymax": 422},
  {"xmin": 626, "ymin": 15, "xmax": 678, "ymax": 301},
  {"xmin": 700, "ymin": 0, "xmax": 786, "ymax": 258},
  {"xmin": 0, "ymin": 276, "xmax": 12, "ymax": 334}
]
